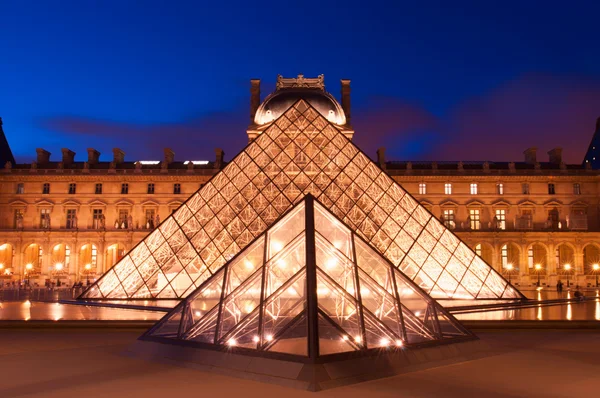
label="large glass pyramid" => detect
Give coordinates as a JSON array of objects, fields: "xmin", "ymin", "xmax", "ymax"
[
  {"xmin": 80, "ymin": 98, "xmax": 522, "ymax": 303},
  {"xmin": 142, "ymin": 195, "xmax": 473, "ymax": 357}
]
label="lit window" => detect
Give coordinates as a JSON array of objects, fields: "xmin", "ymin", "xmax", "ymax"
[
  {"xmin": 497, "ymin": 183, "xmax": 504, "ymax": 195},
  {"xmin": 68, "ymin": 183, "xmax": 76, "ymax": 194},
  {"xmin": 475, "ymin": 244, "xmax": 482, "ymax": 257},
  {"xmin": 174, "ymin": 183, "xmax": 181, "ymax": 194},
  {"xmin": 469, "ymin": 209, "xmax": 481, "ymax": 230},
  {"xmin": 40, "ymin": 209, "xmax": 51, "ymax": 229},
  {"xmin": 95, "ymin": 183, "xmax": 102, "ymax": 194},
  {"xmin": 121, "ymin": 183, "xmax": 129, "ymax": 194},
  {"xmin": 418, "ymin": 183, "xmax": 426, "ymax": 194},
  {"xmin": 470, "ymin": 183, "xmax": 478, "ymax": 195},
  {"xmin": 548, "ymin": 183, "xmax": 555, "ymax": 195},
  {"xmin": 501, "ymin": 244, "xmax": 509, "ymax": 268},
  {"xmin": 495, "ymin": 209, "xmax": 506, "ymax": 230},
  {"xmin": 444, "ymin": 183, "xmax": 452, "ymax": 195},
  {"xmin": 92, "ymin": 209, "xmax": 103, "ymax": 230},
  {"xmin": 573, "ymin": 183, "xmax": 581, "ymax": 195},
  {"xmin": 42, "ymin": 183, "xmax": 50, "ymax": 194},
  {"xmin": 442, "ymin": 209, "xmax": 455, "ymax": 229},
  {"xmin": 16, "ymin": 183, "xmax": 24, "ymax": 194},
  {"xmin": 147, "ymin": 183, "xmax": 155, "ymax": 194},
  {"xmin": 66, "ymin": 209, "xmax": 77, "ymax": 229},
  {"xmin": 522, "ymin": 183, "xmax": 529, "ymax": 195}
]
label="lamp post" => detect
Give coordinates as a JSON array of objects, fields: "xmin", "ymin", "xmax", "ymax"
[
  {"xmin": 84, "ymin": 263, "xmax": 91, "ymax": 285},
  {"xmin": 563, "ymin": 263, "xmax": 572, "ymax": 288},
  {"xmin": 25, "ymin": 263, "xmax": 33, "ymax": 286},
  {"xmin": 506, "ymin": 263, "xmax": 514, "ymax": 284},
  {"xmin": 54, "ymin": 263, "xmax": 63, "ymax": 287},
  {"xmin": 535, "ymin": 264, "xmax": 542, "ymax": 287},
  {"xmin": 593, "ymin": 264, "xmax": 600, "ymax": 288}
]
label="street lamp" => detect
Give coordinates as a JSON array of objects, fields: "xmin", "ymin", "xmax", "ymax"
[
  {"xmin": 563, "ymin": 263, "xmax": 572, "ymax": 287},
  {"xmin": 84, "ymin": 263, "xmax": 92, "ymax": 285},
  {"xmin": 593, "ymin": 264, "xmax": 600, "ymax": 288},
  {"xmin": 25, "ymin": 263, "xmax": 33, "ymax": 285},
  {"xmin": 535, "ymin": 263, "xmax": 542, "ymax": 287},
  {"xmin": 54, "ymin": 263, "xmax": 63, "ymax": 287},
  {"xmin": 506, "ymin": 263, "xmax": 514, "ymax": 284}
]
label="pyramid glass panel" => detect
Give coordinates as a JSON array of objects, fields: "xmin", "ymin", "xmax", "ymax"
[
  {"xmin": 82, "ymin": 98, "xmax": 522, "ymax": 304},
  {"xmin": 142, "ymin": 196, "xmax": 473, "ymax": 360}
]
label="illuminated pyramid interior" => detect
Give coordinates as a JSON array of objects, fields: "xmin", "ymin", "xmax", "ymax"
[
  {"xmin": 81, "ymin": 78, "xmax": 522, "ymax": 305},
  {"xmin": 133, "ymin": 196, "xmax": 479, "ymax": 391}
]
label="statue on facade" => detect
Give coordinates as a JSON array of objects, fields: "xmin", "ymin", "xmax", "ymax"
[
  {"xmin": 31, "ymin": 161, "xmax": 37, "ymax": 170},
  {"xmin": 100, "ymin": 214, "xmax": 106, "ymax": 229},
  {"xmin": 83, "ymin": 162, "xmax": 89, "ymax": 171},
  {"xmin": 57, "ymin": 161, "xmax": 64, "ymax": 170},
  {"xmin": 483, "ymin": 161, "xmax": 490, "ymax": 172},
  {"xmin": 155, "ymin": 214, "xmax": 160, "ymax": 227},
  {"xmin": 16, "ymin": 213, "xmax": 23, "ymax": 229},
  {"xmin": 4, "ymin": 161, "xmax": 11, "ymax": 170},
  {"xmin": 431, "ymin": 162, "xmax": 438, "ymax": 171},
  {"xmin": 135, "ymin": 161, "xmax": 142, "ymax": 171},
  {"xmin": 187, "ymin": 161, "xmax": 194, "ymax": 171},
  {"xmin": 508, "ymin": 162, "xmax": 516, "ymax": 172},
  {"xmin": 127, "ymin": 214, "xmax": 133, "ymax": 230},
  {"xmin": 114, "ymin": 220, "xmax": 119, "ymax": 229},
  {"xmin": 457, "ymin": 161, "xmax": 464, "ymax": 171},
  {"xmin": 72, "ymin": 215, "xmax": 78, "ymax": 229}
]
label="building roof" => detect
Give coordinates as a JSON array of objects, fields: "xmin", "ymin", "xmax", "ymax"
[{"xmin": 0, "ymin": 118, "xmax": 16, "ymax": 167}]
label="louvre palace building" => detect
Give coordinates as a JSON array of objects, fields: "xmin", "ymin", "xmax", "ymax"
[{"xmin": 0, "ymin": 74, "xmax": 600, "ymax": 292}]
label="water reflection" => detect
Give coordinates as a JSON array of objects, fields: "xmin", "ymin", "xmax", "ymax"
[{"xmin": 0, "ymin": 301, "xmax": 164, "ymax": 321}]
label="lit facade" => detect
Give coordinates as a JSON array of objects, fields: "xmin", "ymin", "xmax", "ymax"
[{"xmin": 0, "ymin": 77, "xmax": 599, "ymax": 290}]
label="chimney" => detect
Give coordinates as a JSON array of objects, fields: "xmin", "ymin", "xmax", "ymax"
[
  {"xmin": 87, "ymin": 148, "xmax": 100, "ymax": 164},
  {"xmin": 36, "ymin": 148, "xmax": 51, "ymax": 164},
  {"xmin": 547, "ymin": 147, "xmax": 562, "ymax": 164},
  {"xmin": 164, "ymin": 148, "xmax": 175, "ymax": 164},
  {"xmin": 523, "ymin": 147, "xmax": 537, "ymax": 164},
  {"xmin": 61, "ymin": 148, "xmax": 75, "ymax": 165},
  {"xmin": 250, "ymin": 79, "xmax": 261, "ymax": 122},
  {"xmin": 341, "ymin": 79, "xmax": 351, "ymax": 124},
  {"xmin": 112, "ymin": 148, "xmax": 125, "ymax": 164},
  {"xmin": 376, "ymin": 147, "xmax": 386, "ymax": 170},
  {"xmin": 215, "ymin": 148, "xmax": 225, "ymax": 169}
]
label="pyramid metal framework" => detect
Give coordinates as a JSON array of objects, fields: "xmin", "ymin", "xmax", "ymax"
[
  {"xmin": 142, "ymin": 196, "xmax": 474, "ymax": 358},
  {"xmin": 81, "ymin": 98, "xmax": 523, "ymax": 302}
]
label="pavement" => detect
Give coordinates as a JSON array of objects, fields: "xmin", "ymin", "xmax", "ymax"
[{"xmin": 0, "ymin": 328, "xmax": 599, "ymax": 397}]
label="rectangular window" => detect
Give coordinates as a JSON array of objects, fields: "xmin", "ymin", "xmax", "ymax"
[
  {"xmin": 16, "ymin": 183, "xmax": 24, "ymax": 194},
  {"xmin": 443, "ymin": 209, "xmax": 455, "ymax": 229},
  {"xmin": 548, "ymin": 183, "xmax": 555, "ymax": 195},
  {"xmin": 573, "ymin": 183, "xmax": 581, "ymax": 195},
  {"xmin": 42, "ymin": 183, "xmax": 50, "ymax": 194},
  {"xmin": 469, "ymin": 209, "xmax": 481, "ymax": 230},
  {"xmin": 40, "ymin": 209, "xmax": 50, "ymax": 229},
  {"xmin": 470, "ymin": 183, "xmax": 478, "ymax": 195},
  {"xmin": 145, "ymin": 209, "xmax": 156, "ymax": 228},
  {"xmin": 418, "ymin": 183, "xmax": 426, "ymax": 194},
  {"xmin": 147, "ymin": 183, "xmax": 155, "ymax": 194},
  {"xmin": 95, "ymin": 183, "xmax": 103, "ymax": 194},
  {"xmin": 497, "ymin": 183, "xmax": 504, "ymax": 195},
  {"xmin": 118, "ymin": 209, "xmax": 129, "ymax": 229},
  {"xmin": 66, "ymin": 209, "xmax": 77, "ymax": 229},
  {"xmin": 444, "ymin": 183, "xmax": 452, "ymax": 195},
  {"xmin": 495, "ymin": 209, "xmax": 506, "ymax": 230},
  {"xmin": 68, "ymin": 183, "xmax": 76, "ymax": 194},
  {"xmin": 174, "ymin": 183, "xmax": 181, "ymax": 194},
  {"xmin": 14, "ymin": 209, "xmax": 23, "ymax": 229},
  {"xmin": 92, "ymin": 209, "xmax": 103, "ymax": 229},
  {"xmin": 121, "ymin": 183, "xmax": 129, "ymax": 194},
  {"xmin": 475, "ymin": 244, "xmax": 482, "ymax": 257},
  {"xmin": 522, "ymin": 183, "xmax": 529, "ymax": 195},
  {"xmin": 501, "ymin": 244, "xmax": 509, "ymax": 268}
]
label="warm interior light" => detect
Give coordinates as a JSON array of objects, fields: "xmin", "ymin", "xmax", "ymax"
[
  {"xmin": 379, "ymin": 338, "xmax": 390, "ymax": 346},
  {"xmin": 194, "ymin": 311, "xmax": 201, "ymax": 317},
  {"xmin": 55, "ymin": 263, "xmax": 63, "ymax": 271},
  {"xmin": 354, "ymin": 335, "xmax": 362, "ymax": 343},
  {"xmin": 227, "ymin": 338, "xmax": 236, "ymax": 346},
  {"xmin": 395, "ymin": 340, "xmax": 403, "ymax": 347},
  {"xmin": 25, "ymin": 263, "xmax": 33, "ymax": 270},
  {"xmin": 265, "ymin": 334, "xmax": 273, "ymax": 341},
  {"xmin": 85, "ymin": 263, "xmax": 92, "ymax": 270},
  {"xmin": 271, "ymin": 241, "xmax": 283, "ymax": 254},
  {"xmin": 0, "ymin": 244, "xmax": 6, "ymax": 250},
  {"xmin": 244, "ymin": 260, "xmax": 254, "ymax": 270},
  {"xmin": 252, "ymin": 335, "xmax": 260, "ymax": 343},
  {"xmin": 593, "ymin": 264, "xmax": 600, "ymax": 271},
  {"xmin": 564, "ymin": 264, "xmax": 571, "ymax": 271},
  {"xmin": 535, "ymin": 264, "xmax": 542, "ymax": 270},
  {"xmin": 325, "ymin": 257, "xmax": 337, "ymax": 270},
  {"xmin": 506, "ymin": 263, "xmax": 513, "ymax": 271},
  {"xmin": 0, "ymin": 263, "xmax": 4, "ymax": 269},
  {"xmin": 341, "ymin": 335, "xmax": 348, "ymax": 341}
]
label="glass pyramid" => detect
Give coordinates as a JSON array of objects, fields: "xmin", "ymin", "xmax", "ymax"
[
  {"xmin": 142, "ymin": 195, "xmax": 473, "ymax": 357},
  {"xmin": 80, "ymin": 98, "xmax": 523, "ymax": 302}
]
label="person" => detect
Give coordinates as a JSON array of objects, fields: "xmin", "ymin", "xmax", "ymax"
[{"xmin": 557, "ymin": 280, "xmax": 563, "ymax": 293}]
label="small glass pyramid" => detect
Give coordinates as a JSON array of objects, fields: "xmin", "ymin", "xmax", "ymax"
[
  {"xmin": 142, "ymin": 195, "xmax": 473, "ymax": 357},
  {"xmin": 81, "ymin": 97, "xmax": 523, "ymax": 302}
]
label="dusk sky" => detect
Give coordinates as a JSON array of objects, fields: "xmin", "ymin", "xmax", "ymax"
[{"xmin": 2, "ymin": 1, "xmax": 600, "ymax": 164}]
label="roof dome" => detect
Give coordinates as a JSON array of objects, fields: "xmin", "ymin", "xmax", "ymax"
[{"xmin": 254, "ymin": 77, "xmax": 346, "ymax": 126}]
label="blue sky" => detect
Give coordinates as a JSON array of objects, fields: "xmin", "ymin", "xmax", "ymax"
[{"xmin": 2, "ymin": 0, "xmax": 600, "ymax": 163}]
